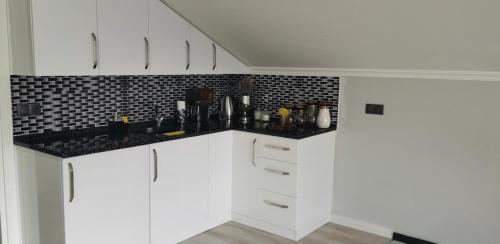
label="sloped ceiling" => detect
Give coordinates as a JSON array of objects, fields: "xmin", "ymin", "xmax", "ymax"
[{"xmin": 163, "ymin": 0, "xmax": 500, "ymax": 71}]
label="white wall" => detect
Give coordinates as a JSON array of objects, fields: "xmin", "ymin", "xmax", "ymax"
[
  {"xmin": 164, "ymin": 0, "xmax": 500, "ymax": 71},
  {"xmin": 334, "ymin": 77, "xmax": 500, "ymax": 244},
  {"xmin": 1, "ymin": 0, "xmax": 23, "ymax": 242}
]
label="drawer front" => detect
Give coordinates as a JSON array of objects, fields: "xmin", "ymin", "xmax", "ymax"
[
  {"xmin": 255, "ymin": 190, "xmax": 296, "ymax": 230},
  {"xmin": 257, "ymin": 136, "xmax": 297, "ymax": 163},
  {"xmin": 257, "ymin": 158, "xmax": 297, "ymax": 197}
]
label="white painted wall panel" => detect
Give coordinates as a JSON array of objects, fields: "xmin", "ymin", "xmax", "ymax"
[
  {"xmin": 334, "ymin": 77, "xmax": 500, "ymax": 244},
  {"xmin": 163, "ymin": 0, "xmax": 500, "ymax": 71}
]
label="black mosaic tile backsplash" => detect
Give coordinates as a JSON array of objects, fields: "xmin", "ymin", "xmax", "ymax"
[
  {"xmin": 231, "ymin": 75, "xmax": 339, "ymax": 122},
  {"xmin": 11, "ymin": 74, "xmax": 339, "ymax": 136}
]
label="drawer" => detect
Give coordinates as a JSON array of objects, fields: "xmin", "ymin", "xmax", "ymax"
[
  {"xmin": 257, "ymin": 136, "xmax": 297, "ymax": 163},
  {"xmin": 257, "ymin": 158, "xmax": 297, "ymax": 197},
  {"xmin": 255, "ymin": 190, "xmax": 296, "ymax": 230}
]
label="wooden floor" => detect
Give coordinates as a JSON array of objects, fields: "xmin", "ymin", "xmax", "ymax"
[{"xmin": 181, "ymin": 221, "xmax": 391, "ymax": 244}]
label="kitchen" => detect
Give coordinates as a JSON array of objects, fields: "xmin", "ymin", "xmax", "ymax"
[{"xmin": 1, "ymin": 1, "xmax": 500, "ymax": 244}]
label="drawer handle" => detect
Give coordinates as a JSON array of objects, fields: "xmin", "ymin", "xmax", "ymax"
[
  {"xmin": 264, "ymin": 168, "xmax": 290, "ymax": 176},
  {"xmin": 264, "ymin": 200, "xmax": 289, "ymax": 209},
  {"xmin": 265, "ymin": 144, "xmax": 290, "ymax": 151}
]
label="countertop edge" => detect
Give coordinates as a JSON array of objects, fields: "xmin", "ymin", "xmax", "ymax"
[{"xmin": 14, "ymin": 127, "xmax": 336, "ymax": 159}]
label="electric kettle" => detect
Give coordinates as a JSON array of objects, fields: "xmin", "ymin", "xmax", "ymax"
[{"xmin": 220, "ymin": 96, "xmax": 234, "ymax": 120}]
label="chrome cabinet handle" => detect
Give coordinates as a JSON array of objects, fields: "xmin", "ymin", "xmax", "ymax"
[
  {"xmin": 265, "ymin": 144, "xmax": 290, "ymax": 151},
  {"xmin": 68, "ymin": 163, "xmax": 75, "ymax": 202},
  {"xmin": 252, "ymin": 138, "xmax": 257, "ymax": 167},
  {"xmin": 185, "ymin": 40, "xmax": 190, "ymax": 70},
  {"xmin": 212, "ymin": 43, "xmax": 216, "ymax": 70},
  {"xmin": 264, "ymin": 168, "xmax": 290, "ymax": 176},
  {"xmin": 264, "ymin": 200, "xmax": 288, "ymax": 209},
  {"xmin": 153, "ymin": 149, "xmax": 158, "ymax": 182},
  {"xmin": 91, "ymin": 33, "xmax": 98, "ymax": 69},
  {"xmin": 144, "ymin": 37, "xmax": 150, "ymax": 70}
]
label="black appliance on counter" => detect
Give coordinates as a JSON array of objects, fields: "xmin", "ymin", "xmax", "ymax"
[{"xmin": 186, "ymin": 88, "xmax": 214, "ymax": 123}]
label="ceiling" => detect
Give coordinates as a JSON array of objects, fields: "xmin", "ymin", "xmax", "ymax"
[{"xmin": 163, "ymin": 0, "xmax": 500, "ymax": 71}]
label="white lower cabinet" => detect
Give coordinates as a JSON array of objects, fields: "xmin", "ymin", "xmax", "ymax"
[
  {"xmin": 17, "ymin": 130, "xmax": 334, "ymax": 244},
  {"xmin": 232, "ymin": 131, "xmax": 260, "ymax": 216},
  {"xmin": 17, "ymin": 146, "xmax": 150, "ymax": 244},
  {"xmin": 150, "ymin": 132, "xmax": 233, "ymax": 244},
  {"xmin": 62, "ymin": 146, "xmax": 150, "ymax": 244},
  {"xmin": 232, "ymin": 131, "xmax": 335, "ymax": 241},
  {"xmin": 208, "ymin": 131, "xmax": 233, "ymax": 227},
  {"xmin": 150, "ymin": 136, "xmax": 210, "ymax": 244}
]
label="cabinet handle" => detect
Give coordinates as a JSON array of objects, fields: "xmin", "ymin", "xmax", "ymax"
[
  {"xmin": 252, "ymin": 138, "xmax": 257, "ymax": 167},
  {"xmin": 264, "ymin": 168, "xmax": 290, "ymax": 176},
  {"xmin": 91, "ymin": 33, "xmax": 98, "ymax": 69},
  {"xmin": 185, "ymin": 40, "xmax": 190, "ymax": 70},
  {"xmin": 153, "ymin": 149, "xmax": 158, "ymax": 182},
  {"xmin": 68, "ymin": 163, "xmax": 75, "ymax": 203},
  {"xmin": 264, "ymin": 144, "xmax": 290, "ymax": 151},
  {"xmin": 144, "ymin": 37, "xmax": 150, "ymax": 70},
  {"xmin": 264, "ymin": 200, "xmax": 288, "ymax": 209},
  {"xmin": 212, "ymin": 43, "xmax": 217, "ymax": 70}
]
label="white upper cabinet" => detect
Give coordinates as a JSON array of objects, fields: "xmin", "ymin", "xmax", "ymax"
[
  {"xmin": 97, "ymin": 0, "xmax": 149, "ymax": 75},
  {"xmin": 10, "ymin": 0, "xmax": 248, "ymax": 75},
  {"xmin": 188, "ymin": 27, "xmax": 213, "ymax": 74},
  {"xmin": 213, "ymin": 43, "xmax": 250, "ymax": 74},
  {"xmin": 148, "ymin": 0, "xmax": 189, "ymax": 75},
  {"xmin": 30, "ymin": 0, "xmax": 99, "ymax": 76}
]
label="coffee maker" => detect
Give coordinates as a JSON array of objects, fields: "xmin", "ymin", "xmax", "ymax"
[{"xmin": 186, "ymin": 88, "xmax": 214, "ymax": 123}]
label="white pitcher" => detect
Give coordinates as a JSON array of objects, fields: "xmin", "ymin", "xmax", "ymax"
[{"xmin": 317, "ymin": 106, "xmax": 331, "ymax": 128}]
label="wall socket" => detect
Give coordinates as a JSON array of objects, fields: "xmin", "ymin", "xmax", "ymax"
[{"xmin": 18, "ymin": 103, "xmax": 42, "ymax": 116}]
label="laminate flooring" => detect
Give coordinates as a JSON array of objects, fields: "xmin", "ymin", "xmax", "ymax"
[{"xmin": 181, "ymin": 221, "xmax": 392, "ymax": 244}]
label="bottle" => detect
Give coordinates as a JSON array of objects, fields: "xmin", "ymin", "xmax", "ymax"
[{"xmin": 317, "ymin": 105, "xmax": 331, "ymax": 129}]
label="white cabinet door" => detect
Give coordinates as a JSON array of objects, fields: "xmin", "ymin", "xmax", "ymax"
[
  {"xmin": 97, "ymin": 0, "xmax": 149, "ymax": 75},
  {"xmin": 31, "ymin": 0, "xmax": 99, "ymax": 75},
  {"xmin": 151, "ymin": 136, "xmax": 210, "ymax": 244},
  {"xmin": 148, "ymin": 0, "xmax": 189, "ymax": 75},
  {"xmin": 208, "ymin": 131, "xmax": 233, "ymax": 227},
  {"xmin": 213, "ymin": 43, "xmax": 249, "ymax": 74},
  {"xmin": 232, "ymin": 132, "xmax": 260, "ymax": 216},
  {"xmin": 188, "ymin": 27, "xmax": 212, "ymax": 74},
  {"xmin": 62, "ymin": 146, "xmax": 150, "ymax": 244}
]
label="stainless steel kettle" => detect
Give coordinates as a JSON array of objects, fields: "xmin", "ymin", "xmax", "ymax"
[{"xmin": 220, "ymin": 96, "xmax": 234, "ymax": 120}]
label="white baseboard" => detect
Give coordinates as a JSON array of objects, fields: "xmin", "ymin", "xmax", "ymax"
[{"xmin": 330, "ymin": 214, "xmax": 393, "ymax": 239}]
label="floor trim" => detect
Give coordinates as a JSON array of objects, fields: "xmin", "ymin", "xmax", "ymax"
[
  {"xmin": 393, "ymin": 232, "xmax": 437, "ymax": 244},
  {"xmin": 330, "ymin": 214, "xmax": 393, "ymax": 239}
]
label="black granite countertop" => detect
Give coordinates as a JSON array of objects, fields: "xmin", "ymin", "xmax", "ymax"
[{"xmin": 14, "ymin": 119, "xmax": 336, "ymax": 158}]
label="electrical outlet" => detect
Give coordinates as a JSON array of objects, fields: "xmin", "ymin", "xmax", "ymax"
[
  {"xmin": 18, "ymin": 103, "xmax": 42, "ymax": 116},
  {"xmin": 18, "ymin": 103, "xmax": 30, "ymax": 116},
  {"xmin": 365, "ymin": 104, "xmax": 384, "ymax": 115},
  {"xmin": 29, "ymin": 103, "xmax": 42, "ymax": 116}
]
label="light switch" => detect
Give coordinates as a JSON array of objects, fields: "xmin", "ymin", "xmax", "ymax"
[{"xmin": 365, "ymin": 104, "xmax": 384, "ymax": 115}]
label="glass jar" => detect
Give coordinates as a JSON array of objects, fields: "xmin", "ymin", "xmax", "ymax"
[
  {"xmin": 306, "ymin": 102, "xmax": 318, "ymax": 126},
  {"xmin": 294, "ymin": 105, "xmax": 305, "ymax": 126}
]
